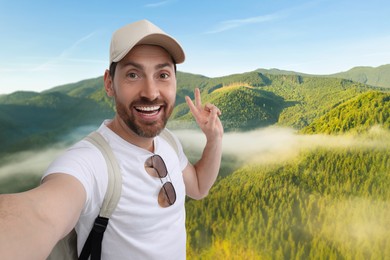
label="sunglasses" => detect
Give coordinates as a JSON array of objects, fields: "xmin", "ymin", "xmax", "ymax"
[{"xmin": 144, "ymin": 154, "xmax": 176, "ymax": 207}]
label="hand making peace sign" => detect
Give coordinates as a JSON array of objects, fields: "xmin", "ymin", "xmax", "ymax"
[{"xmin": 185, "ymin": 88, "xmax": 224, "ymax": 141}]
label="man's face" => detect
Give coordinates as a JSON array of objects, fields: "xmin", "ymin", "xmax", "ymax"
[{"xmin": 110, "ymin": 45, "xmax": 177, "ymax": 138}]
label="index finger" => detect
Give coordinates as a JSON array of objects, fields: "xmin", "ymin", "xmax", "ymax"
[
  {"xmin": 194, "ymin": 88, "xmax": 202, "ymax": 108},
  {"xmin": 185, "ymin": 95, "xmax": 197, "ymax": 115}
]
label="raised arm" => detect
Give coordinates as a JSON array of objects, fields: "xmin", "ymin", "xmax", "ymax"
[
  {"xmin": 0, "ymin": 173, "xmax": 85, "ymax": 259},
  {"xmin": 183, "ymin": 88, "xmax": 224, "ymax": 200}
]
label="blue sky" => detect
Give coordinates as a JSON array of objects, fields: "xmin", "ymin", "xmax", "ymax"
[{"xmin": 1, "ymin": 0, "xmax": 390, "ymax": 94}]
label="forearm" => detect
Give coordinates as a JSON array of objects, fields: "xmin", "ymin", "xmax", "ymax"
[
  {"xmin": 193, "ymin": 136, "xmax": 223, "ymax": 197},
  {"xmin": 0, "ymin": 175, "xmax": 84, "ymax": 259},
  {"xmin": 0, "ymin": 193, "xmax": 58, "ymax": 259},
  {"xmin": 184, "ymin": 87, "xmax": 224, "ymax": 199}
]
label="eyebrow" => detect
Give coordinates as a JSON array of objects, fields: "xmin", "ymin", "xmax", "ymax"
[
  {"xmin": 155, "ymin": 63, "xmax": 173, "ymax": 70},
  {"xmin": 122, "ymin": 61, "xmax": 174, "ymax": 70}
]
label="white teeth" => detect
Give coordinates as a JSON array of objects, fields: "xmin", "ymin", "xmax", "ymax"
[{"xmin": 135, "ymin": 106, "xmax": 160, "ymax": 112}]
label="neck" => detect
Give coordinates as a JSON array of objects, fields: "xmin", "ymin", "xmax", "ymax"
[{"xmin": 107, "ymin": 116, "xmax": 155, "ymax": 152}]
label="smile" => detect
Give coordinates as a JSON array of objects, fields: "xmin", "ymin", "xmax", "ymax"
[{"xmin": 135, "ymin": 105, "xmax": 162, "ymax": 115}]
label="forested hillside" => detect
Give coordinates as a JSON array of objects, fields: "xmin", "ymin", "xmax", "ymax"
[
  {"xmin": 302, "ymin": 91, "xmax": 390, "ymax": 134},
  {"xmin": 331, "ymin": 64, "xmax": 390, "ymax": 89},
  {"xmin": 263, "ymin": 76, "xmax": 370, "ymax": 128},
  {"xmin": 172, "ymin": 83, "xmax": 285, "ymax": 130},
  {"xmin": 186, "ymin": 142, "xmax": 390, "ymax": 259},
  {"xmin": 0, "ymin": 91, "xmax": 114, "ymax": 155},
  {"xmin": 172, "ymin": 72, "xmax": 373, "ymax": 130},
  {"xmin": 255, "ymin": 64, "xmax": 390, "ymax": 89}
]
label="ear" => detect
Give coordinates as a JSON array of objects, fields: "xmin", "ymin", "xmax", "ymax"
[{"xmin": 104, "ymin": 69, "xmax": 115, "ymax": 97}]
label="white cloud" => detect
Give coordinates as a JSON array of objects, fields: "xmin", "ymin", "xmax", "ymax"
[
  {"xmin": 32, "ymin": 31, "xmax": 99, "ymax": 72},
  {"xmin": 206, "ymin": 14, "xmax": 280, "ymax": 34},
  {"xmin": 144, "ymin": 0, "xmax": 173, "ymax": 8}
]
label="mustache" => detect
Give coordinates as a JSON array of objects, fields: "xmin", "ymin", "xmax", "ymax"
[{"xmin": 129, "ymin": 97, "xmax": 167, "ymax": 108}]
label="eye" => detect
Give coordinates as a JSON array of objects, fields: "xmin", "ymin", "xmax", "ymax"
[
  {"xmin": 127, "ymin": 72, "xmax": 139, "ymax": 79},
  {"xmin": 160, "ymin": 73, "xmax": 170, "ymax": 79}
]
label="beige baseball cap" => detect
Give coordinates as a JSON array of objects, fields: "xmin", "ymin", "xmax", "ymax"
[{"xmin": 109, "ymin": 19, "xmax": 185, "ymax": 65}]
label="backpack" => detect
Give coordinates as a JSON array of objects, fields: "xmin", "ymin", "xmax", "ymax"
[{"xmin": 47, "ymin": 129, "xmax": 179, "ymax": 260}]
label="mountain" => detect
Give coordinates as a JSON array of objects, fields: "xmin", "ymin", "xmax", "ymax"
[
  {"xmin": 173, "ymin": 72, "xmax": 374, "ymax": 129},
  {"xmin": 301, "ymin": 91, "xmax": 390, "ymax": 134},
  {"xmin": 255, "ymin": 64, "xmax": 390, "ymax": 89},
  {"xmin": 330, "ymin": 64, "xmax": 390, "ymax": 89},
  {"xmin": 1, "ymin": 68, "xmax": 389, "ymax": 157},
  {"xmin": 255, "ymin": 68, "xmax": 311, "ymax": 76},
  {"xmin": 42, "ymin": 76, "xmax": 113, "ymax": 107},
  {"xmin": 0, "ymin": 90, "xmax": 114, "ymax": 156},
  {"xmin": 171, "ymin": 82, "xmax": 286, "ymax": 130}
]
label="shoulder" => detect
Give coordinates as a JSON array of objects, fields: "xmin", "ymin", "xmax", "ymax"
[
  {"xmin": 44, "ymin": 138, "xmax": 108, "ymax": 212},
  {"xmin": 46, "ymin": 139, "xmax": 106, "ymax": 174}
]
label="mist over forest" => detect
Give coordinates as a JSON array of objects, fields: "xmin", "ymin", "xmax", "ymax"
[{"xmin": 1, "ymin": 125, "xmax": 388, "ymax": 191}]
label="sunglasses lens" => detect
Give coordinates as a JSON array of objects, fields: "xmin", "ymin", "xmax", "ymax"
[
  {"xmin": 158, "ymin": 182, "xmax": 176, "ymax": 208},
  {"xmin": 144, "ymin": 155, "xmax": 168, "ymax": 178}
]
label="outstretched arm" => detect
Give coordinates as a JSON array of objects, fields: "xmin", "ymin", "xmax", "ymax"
[
  {"xmin": 182, "ymin": 88, "xmax": 224, "ymax": 199},
  {"xmin": 0, "ymin": 173, "xmax": 85, "ymax": 259}
]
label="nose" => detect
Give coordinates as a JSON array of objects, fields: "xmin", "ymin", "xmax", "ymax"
[{"xmin": 140, "ymin": 78, "xmax": 159, "ymax": 101}]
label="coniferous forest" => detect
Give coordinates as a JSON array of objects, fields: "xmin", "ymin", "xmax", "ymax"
[
  {"xmin": 0, "ymin": 67, "xmax": 389, "ymax": 259},
  {"xmin": 186, "ymin": 142, "xmax": 390, "ymax": 259}
]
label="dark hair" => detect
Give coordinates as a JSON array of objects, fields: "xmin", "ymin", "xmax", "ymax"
[{"xmin": 109, "ymin": 62, "xmax": 118, "ymax": 79}]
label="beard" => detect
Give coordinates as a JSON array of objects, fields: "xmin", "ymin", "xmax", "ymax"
[{"xmin": 115, "ymin": 96, "xmax": 173, "ymax": 138}]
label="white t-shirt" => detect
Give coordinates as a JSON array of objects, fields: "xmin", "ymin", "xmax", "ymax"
[{"xmin": 44, "ymin": 121, "xmax": 189, "ymax": 259}]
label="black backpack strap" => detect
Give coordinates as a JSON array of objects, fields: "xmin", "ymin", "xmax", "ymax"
[
  {"xmin": 79, "ymin": 216, "xmax": 109, "ymax": 260},
  {"xmin": 79, "ymin": 132, "xmax": 122, "ymax": 260}
]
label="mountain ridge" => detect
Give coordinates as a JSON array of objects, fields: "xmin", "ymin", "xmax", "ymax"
[
  {"xmin": 3, "ymin": 64, "xmax": 389, "ymax": 97},
  {"xmin": 1, "ymin": 65, "xmax": 389, "ymax": 156},
  {"xmin": 255, "ymin": 64, "xmax": 390, "ymax": 88},
  {"xmin": 330, "ymin": 64, "xmax": 390, "ymax": 88}
]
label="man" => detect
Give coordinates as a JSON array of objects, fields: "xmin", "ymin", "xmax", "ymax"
[{"xmin": 0, "ymin": 19, "xmax": 223, "ymax": 259}]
